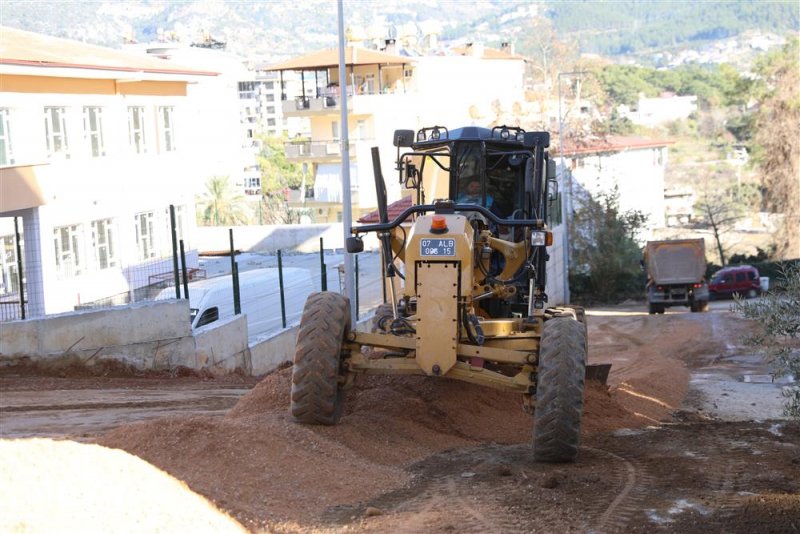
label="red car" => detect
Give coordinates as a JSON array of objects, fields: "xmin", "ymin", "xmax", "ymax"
[{"xmin": 708, "ymin": 265, "xmax": 761, "ymax": 299}]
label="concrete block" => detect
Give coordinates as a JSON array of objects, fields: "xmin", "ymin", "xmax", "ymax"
[
  {"xmin": 195, "ymin": 314, "xmax": 251, "ymax": 374},
  {"xmin": 0, "ymin": 318, "xmax": 41, "ymax": 355}
]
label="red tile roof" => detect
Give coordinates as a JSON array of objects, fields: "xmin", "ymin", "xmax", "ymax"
[
  {"xmin": 357, "ymin": 195, "xmax": 413, "ymax": 223},
  {"xmin": 561, "ymin": 135, "xmax": 674, "ymax": 156}
]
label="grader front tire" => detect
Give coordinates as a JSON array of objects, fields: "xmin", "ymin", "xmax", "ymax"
[
  {"xmin": 290, "ymin": 292, "xmax": 351, "ymax": 425},
  {"xmin": 533, "ymin": 317, "xmax": 587, "ymax": 463}
]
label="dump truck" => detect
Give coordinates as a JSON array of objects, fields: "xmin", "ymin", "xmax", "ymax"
[
  {"xmin": 644, "ymin": 238, "xmax": 709, "ymax": 314},
  {"xmin": 290, "ymin": 125, "xmax": 606, "ymax": 463}
]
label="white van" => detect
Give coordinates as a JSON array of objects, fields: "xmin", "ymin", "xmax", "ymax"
[{"xmin": 157, "ymin": 268, "xmax": 315, "ymax": 337}]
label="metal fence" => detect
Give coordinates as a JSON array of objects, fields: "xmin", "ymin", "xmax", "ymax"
[{"xmin": 1, "ymin": 209, "xmax": 386, "ymax": 338}]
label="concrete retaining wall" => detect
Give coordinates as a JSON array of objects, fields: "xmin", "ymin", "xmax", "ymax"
[
  {"xmin": 0, "ymin": 293, "xmax": 372, "ymax": 378},
  {"xmin": 0, "ymin": 301, "xmax": 196, "ymax": 370},
  {"xmin": 194, "ymin": 314, "xmax": 251, "ymax": 373}
]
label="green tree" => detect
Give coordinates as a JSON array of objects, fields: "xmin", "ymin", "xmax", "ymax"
[
  {"xmin": 734, "ymin": 265, "xmax": 800, "ymax": 419},
  {"xmin": 197, "ymin": 175, "xmax": 249, "ymax": 226},
  {"xmin": 597, "ymin": 65, "xmax": 657, "ymax": 107},
  {"xmin": 569, "ymin": 187, "xmax": 649, "ymax": 302},
  {"xmin": 257, "ymin": 134, "xmax": 305, "ymax": 192}
]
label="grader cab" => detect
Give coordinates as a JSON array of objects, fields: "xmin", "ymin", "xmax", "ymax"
[{"xmin": 290, "ymin": 125, "xmax": 593, "ymax": 463}]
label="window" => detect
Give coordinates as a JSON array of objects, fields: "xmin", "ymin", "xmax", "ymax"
[
  {"xmin": 1, "ymin": 234, "xmax": 20, "ymax": 295},
  {"xmin": 44, "ymin": 107, "xmax": 70, "ymax": 158},
  {"xmin": 264, "ymin": 81, "xmax": 274, "ymax": 90},
  {"xmin": 196, "ymin": 307, "xmax": 219, "ymax": 327},
  {"xmin": 331, "ymin": 120, "xmax": 340, "ymax": 140},
  {"xmin": 735, "ymin": 272, "xmax": 746, "ymax": 283},
  {"xmin": 266, "ymin": 106, "xmax": 275, "ymax": 114},
  {"xmin": 53, "ymin": 224, "xmax": 84, "ymax": 278},
  {"xmin": 267, "ymin": 118, "xmax": 276, "ymax": 126},
  {"xmin": 547, "ymin": 192, "xmax": 563, "ymax": 226},
  {"xmin": 159, "ymin": 106, "xmax": 176, "ymax": 152},
  {"xmin": 365, "ymin": 74, "xmax": 375, "ymax": 94},
  {"xmin": 265, "ymin": 94, "xmax": 275, "ymax": 102},
  {"xmin": 135, "ymin": 211, "xmax": 156, "ymax": 260},
  {"xmin": 245, "ymin": 176, "xmax": 261, "ymax": 188},
  {"xmin": 91, "ymin": 218, "xmax": 116, "ymax": 269},
  {"xmin": 0, "ymin": 108, "xmax": 13, "ymax": 165},
  {"xmin": 128, "ymin": 107, "xmax": 148, "ymax": 154},
  {"xmin": 357, "ymin": 119, "xmax": 366, "ymax": 139},
  {"xmin": 83, "ymin": 107, "xmax": 105, "ymax": 157},
  {"xmin": 238, "ymin": 81, "xmax": 256, "ymax": 99}
]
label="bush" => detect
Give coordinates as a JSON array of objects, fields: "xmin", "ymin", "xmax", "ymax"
[
  {"xmin": 569, "ymin": 187, "xmax": 648, "ymax": 303},
  {"xmin": 734, "ymin": 265, "xmax": 800, "ymax": 419}
]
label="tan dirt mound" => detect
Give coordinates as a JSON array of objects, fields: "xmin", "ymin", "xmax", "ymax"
[
  {"xmin": 0, "ymin": 438, "xmax": 245, "ymax": 533},
  {"xmin": 96, "ymin": 365, "xmax": 664, "ymax": 528}
]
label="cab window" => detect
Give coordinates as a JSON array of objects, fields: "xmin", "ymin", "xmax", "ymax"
[
  {"xmin": 486, "ymin": 153, "xmax": 524, "ymax": 218},
  {"xmin": 454, "ymin": 142, "xmax": 485, "ymax": 205}
]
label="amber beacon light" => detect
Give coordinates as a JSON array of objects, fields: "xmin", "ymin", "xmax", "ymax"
[{"xmin": 430, "ymin": 215, "xmax": 448, "ymax": 234}]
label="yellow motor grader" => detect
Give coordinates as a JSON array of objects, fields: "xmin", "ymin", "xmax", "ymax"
[{"xmin": 290, "ymin": 125, "xmax": 600, "ymax": 462}]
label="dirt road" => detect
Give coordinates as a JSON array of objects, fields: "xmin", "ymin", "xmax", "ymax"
[{"xmin": 1, "ymin": 303, "xmax": 798, "ymax": 532}]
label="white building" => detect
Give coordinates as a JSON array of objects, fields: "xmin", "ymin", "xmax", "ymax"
[
  {"xmin": 0, "ymin": 26, "xmax": 218, "ymax": 318},
  {"xmin": 563, "ymin": 135, "xmax": 674, "ymax": 232},
  {"xmin": 622, "ymin": 92, "xmax": 698, "ymax": 127},
  {"xmin": 268, "ymin": 43, "xmax": 528, "ymax": 223}
]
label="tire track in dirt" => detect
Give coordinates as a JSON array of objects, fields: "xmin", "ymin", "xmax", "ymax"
[
  {"xmin": 319, "ymin": 445, "xmax": 523, "ymax": 533},
  {"xmin": 582, "ymin": 446, "xmax": 657, "ymax": 534}
]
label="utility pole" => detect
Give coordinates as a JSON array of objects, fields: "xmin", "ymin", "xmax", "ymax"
[
  {"xmin": 557, "ymin": 70, "xmax": 588, "ymax": 304},
  {"xmin": 338, "ymin": 0, "xmax": 357, "ymax": 325}
]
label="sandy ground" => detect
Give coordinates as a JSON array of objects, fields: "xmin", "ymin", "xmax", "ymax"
[{"xmin": 1, "ymin": 301, "xmax": 797, "ymax": 532}]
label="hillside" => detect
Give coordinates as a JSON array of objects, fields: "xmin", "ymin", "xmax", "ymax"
[{"xmin": 1, "ymin": 0, "xmax": 796, "ymax": 62}]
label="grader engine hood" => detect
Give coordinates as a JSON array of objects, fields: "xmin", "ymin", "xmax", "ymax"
[{"xmin": 405, "ymin": 214, "xmax": 474, "ymax": 376}]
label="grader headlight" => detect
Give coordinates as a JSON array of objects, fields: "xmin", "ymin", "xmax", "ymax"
[{"xmin": 531, "ymin": 231, "xmax": 553, "ymax": 247}]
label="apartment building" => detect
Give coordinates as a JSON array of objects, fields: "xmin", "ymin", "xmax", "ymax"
[
  {"xmin": 0, "ymin": 27, "xmax": 217, "ymax": 318},
  {"xmin": 268, "ymin": 43, "xmax": 527, "ymax": 222}
]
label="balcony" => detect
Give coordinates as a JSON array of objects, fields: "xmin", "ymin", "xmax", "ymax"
[
  {"xmin": 284, "ymin": 140, "xmax": 356, "ymax": 163},
  {"xmin": 282, "ymin": 90, "xmax": 407, "ymax": 118},
  {"xmin": 282, "ymin": 95, "xmax": 339, "ymax": 117}
]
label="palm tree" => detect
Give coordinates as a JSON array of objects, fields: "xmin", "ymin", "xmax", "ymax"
[{"xmin": 198, "ymin": 176, "xmax": 249, "ymax": 226}]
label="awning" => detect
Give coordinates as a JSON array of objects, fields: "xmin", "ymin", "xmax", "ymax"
[
  {"xmin": 0, "ymin": 164, "xmax": 48, "ymax": 213},
  {"xmin": 267, "ymin": 46, "xmax": 412, "ymax": 71}
]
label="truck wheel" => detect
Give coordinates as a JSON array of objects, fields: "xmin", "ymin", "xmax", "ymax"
[
  {"xmin": 290, "ymin": 292, "xmax": 351, "ymax": 425},
  {"xmin": 533, "ymin": 317, "xmax": 586, "ymax": 463},
  {"xmin": 746, "ymin": 288, "xmax": 758, "ymax": 299},
  {"xmin": 690, "ymin": 301, "xmax": 698, "ymax": 312},
  {"xmin": 699, "ymin": 300, "xmax": 709, "ymax": 312}
]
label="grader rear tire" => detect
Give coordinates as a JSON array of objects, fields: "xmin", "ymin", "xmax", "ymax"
[
  {"xmin": 290, "ymin": 292, "xmax": 351, "ymax": 425},
  {"xmin": 533, "ymin": 317, "xmax": 587, "ymax": 463}
]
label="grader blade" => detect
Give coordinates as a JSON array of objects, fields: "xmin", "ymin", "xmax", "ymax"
[{"xmin": 585, "ymin": 363, "xmax": 611, "ymax": 385}]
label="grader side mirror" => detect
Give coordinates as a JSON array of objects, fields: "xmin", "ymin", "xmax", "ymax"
[
  {"xmin": 346, "ymin": 236, "xmax": 364, "ymax": 254},
  {"xmin": 393, "ymin": 129, "xmax": 415, "ymax": 147}
]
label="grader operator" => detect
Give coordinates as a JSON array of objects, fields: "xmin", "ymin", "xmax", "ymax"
[{"xmin": 290, "ymin": 125, "xmax": 591, "ymax": 463}]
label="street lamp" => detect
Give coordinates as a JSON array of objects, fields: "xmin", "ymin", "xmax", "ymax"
[{"xmin": 557, "ymin": 70, "xmax": 588, "ymax": 304}]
